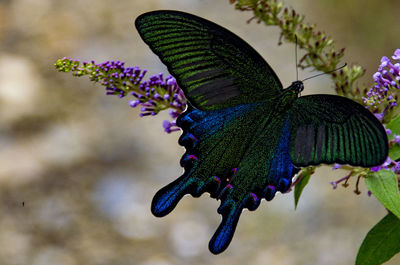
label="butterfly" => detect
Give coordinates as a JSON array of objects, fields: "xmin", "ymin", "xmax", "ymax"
[{"xmin": 135, "ymin": 10, "xmax": 388, "ymax": 254}]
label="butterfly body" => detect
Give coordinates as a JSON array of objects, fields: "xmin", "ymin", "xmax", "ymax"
[{"xmin": 135, "ymin": 10, "xmax": 388, "ymax": 254}]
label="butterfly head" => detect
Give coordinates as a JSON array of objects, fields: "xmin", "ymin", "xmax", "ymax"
[{"xmin": 291, "ymin": 80, "xmax": 304, "ymax": 94}]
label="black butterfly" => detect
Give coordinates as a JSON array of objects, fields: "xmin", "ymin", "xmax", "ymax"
[{"xmin": 135, "ymin": 10, "xmax": 388, "ymax": 254}]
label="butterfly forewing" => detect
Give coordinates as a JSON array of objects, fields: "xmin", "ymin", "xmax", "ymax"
[{"xmin": 135, "ymin": 10, "xmax": 283, "ymax": 110}]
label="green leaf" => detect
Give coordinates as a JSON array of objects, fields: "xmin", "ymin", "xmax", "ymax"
[
  {"xmin": 389, "ymin": 144, "xmax": 400, "ymax": 161},
  {"xmin": 294, "ymin": 167, "xmax": 314, "ymax": 209},
  {"xmin": 365, "ymin": 170, "xmax": 400, "ymax": 220},
  {"xmin": 356, "ymin": 212, "xmax": 400, "ymax": 265},
  {"xmin": 386, "ymin": 113, "xmax": 400, "ymax": 141}
]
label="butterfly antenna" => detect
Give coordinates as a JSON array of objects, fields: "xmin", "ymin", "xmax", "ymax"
[
  {"xmin": 301, "ymin": 63, "xmax": 347, "ymax": 82},
  {"xmin": 295, "ymin": 35, "xmax": 299, "ymax": 81}
]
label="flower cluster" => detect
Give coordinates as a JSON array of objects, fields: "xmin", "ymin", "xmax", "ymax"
[
  {"xmin": 328, "ymin": 50, "xmax": 400, "ymax": 194},
  {"xmin": 370, "ymin": 157, "xmax": 400, "ymax": 173},
  {"xmin": 363, "ymin": 49, "xmax": 400, "ymax": 115},
  {"xmin": 231, "ymin": 0, "xmax": 369, "ymax": 100},
  {"xmin": 55, "ymin": 58, "xmax": 187, "ymax": 133}
]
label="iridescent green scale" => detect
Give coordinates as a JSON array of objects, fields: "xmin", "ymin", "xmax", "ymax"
[{"xmin": 135, "ymin": 10, "xmax": 388, "ymax": 254}]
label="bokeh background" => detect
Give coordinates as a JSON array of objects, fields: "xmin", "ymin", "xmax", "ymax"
[{"xmin": 0, "ymin": 0, "xmax": 399, "ymax": 264}]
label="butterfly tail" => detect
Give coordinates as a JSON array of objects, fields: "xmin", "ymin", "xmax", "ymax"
[
  {"xmin": 209, "ymin": 199, "xmax": 243, "ymax": 254},
  {"xmin": 151, "ymin": 175, "xmax": 194, "ymax": 217}
]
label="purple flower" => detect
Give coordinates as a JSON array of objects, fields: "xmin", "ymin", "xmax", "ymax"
[
  {"xmin": 332, "ymin": 163, "xmax": 341, "ymax": 170},
  {"xmin": 370, "ymin": 166, "xmax": 382, "ymax": 172},
  {"xmin": 162, "ymin": 120, "xmax": 180, "ymax": 133},
  {"xmin": 382, "ymin": 157, "xmax": 392, "ymax": 168},
  {"xmin": 168, "ymin": 109, "xmax": 181, "ymax": 119},
  {"xmin": 394, "ymin": 135, "xmax": 400, "ymax": 145},
  {"xmin": 392, "ymin": 49, "xmax": 400, "ymax": 60},
  {"xmin": 393, "ymin": 162, "xmax": 400, "ymax": 174},
  {"xmin": 129, "ymin": 100, "xmax": 141, "ymax": 108},
  {"xmin": 374, "ymin": 112, "xmax": 384, "ymax": 121},
  {"xmin": 55, "ymin": 58, "xmax": 187, "ymax": 133},
  {"xmin": 329, "ymin": 181, "xmax": 338, "ymax": 189},
  {"xmin": 369, "ymin": 157, "xmax": 391, "ymax": 172},
  {"xmin": 363, "ymin": 49, "xmax": 400, "ymax": 112}
]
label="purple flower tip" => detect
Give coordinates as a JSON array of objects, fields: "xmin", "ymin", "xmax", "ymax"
[
  {"xmin": 394, "ymin": 135, "xmax": 400, "ymax": 145},
  {"xmin": 162, "ymin": 120, "xmax": 171, "ymax": 129},
  {"xmin": 370, "ymin": 166, "xmax": 382, "ymax": 172},
  {"xmin": 332, "ymin": 163, "xmax": 341, "ymax": 170},
  {"xmin": 129, "ymin": 100, "xmax": 140, "ymax": 108},
  {"xmin": 393, "ymin": 49, "xmax": 400, "ymax": 60},
  {"xmin": 162, "ymin": 120, "xmax": 180, "ymax": 133},
  {"xmin": 393, "ymin": 162, "xmax": 400, "ymax": 174},
  {"xmin": 381, "ymin": 56, "xmax": 390, "ymax": 67},
  {"xmin": 329, "ymin": 181, "xmax": 338, "ymax": 189},
  {"xmin": 374, "ymin": 113, "xmax": 384, "ymax": 121},
  {"xmin": 382, "ymin": 157, "xmax": 392, "ymax": 167}
]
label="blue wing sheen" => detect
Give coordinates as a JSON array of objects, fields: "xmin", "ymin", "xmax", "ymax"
[
  {"xmin": 268, "ymin": 118, "xmax": 296, "ymax": 188},
  {"xmin": 151, "ymin": 102, "xmax": 270, "ymax": 218},
  {"xmin": 152, "ymin": 102, "xmax": 303, "ymax": 254},
  {"xmin": 207, "ymin": 116, "xmax": 299, "ymax": 253}
]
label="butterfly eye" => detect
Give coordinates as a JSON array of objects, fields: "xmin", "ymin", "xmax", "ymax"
[{"xmin": 291, "ymin": 80, "xmax": 304, "ymax": 93}]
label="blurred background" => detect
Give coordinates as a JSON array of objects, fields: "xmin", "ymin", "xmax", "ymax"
[{"xmin": 0, "ymin": 0, "xmax": 399, "ymax": 264}]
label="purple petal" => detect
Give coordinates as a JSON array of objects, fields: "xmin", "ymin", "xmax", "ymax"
[
  {"xmin": 380, "ymin": 56, "xmax": 390, "ymax": 67},
  {"xmin": 392, "ymin": 49, "xmax": 400, "ymax": 60},
  {"xmin": 370, "ymin": 166, "xmax": 382, "ymax": 172},
  {"xmin": 162, "ymin": 120, "xmax": 171, "ymax": 129},
  {"xmin": 129, "ymin": 100, "xmax": 141, "ymax": 108},
  {"xmin": 374, "ymin": 113, "xmax": 384, "ymax": 121}
]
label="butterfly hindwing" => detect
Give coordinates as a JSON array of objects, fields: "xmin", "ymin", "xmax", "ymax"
[
  {"xmin": 135, "ymin": 10, "xmax": 283, "ymax": 110},
  {"xmin": 151, "ymin": 103, "xmax": 268, "ymax": 217},
  {"xmin": 152, "ymin": 103, "xmax": 300, "ymax": 254},
  {"xmin": 288, "ymin": 95, "xmax": 388, "ymax": 167}
]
